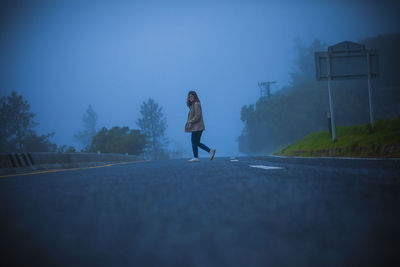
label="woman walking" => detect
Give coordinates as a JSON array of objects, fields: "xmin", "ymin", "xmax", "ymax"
[{"xmin": 185, "ymin": 90, "xmax": 216, "ymax": 162}]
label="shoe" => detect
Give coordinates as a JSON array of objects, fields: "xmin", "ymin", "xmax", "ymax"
[
  {"xmin": 188, "ymin": 157, "xmax": 200, "ymax": 162},
  {"xmin": 209, "ymin": 149, "xmax": 216, "ymax": 160}
]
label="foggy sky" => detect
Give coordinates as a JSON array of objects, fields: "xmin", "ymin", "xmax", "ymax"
[{"xmin": 1, "ymin": 0, "xmax": 399, "ymax": 156}]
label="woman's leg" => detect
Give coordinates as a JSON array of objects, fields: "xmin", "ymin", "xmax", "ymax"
[
  {"xmin": 197, "ymin": 131, "xmax": 211, "ymax": 153},
  {"xmin": 192, "ymin": 131, "xmax": 210, "ymax": 157},
  {"xmin": 191, "ymin": 131, "xmax": 200, "ymax": 158}
]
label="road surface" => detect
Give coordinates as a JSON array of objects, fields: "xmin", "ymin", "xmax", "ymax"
[{"xmin": 1, "ymin": 156, "xmax": 399, "ymax": 266}]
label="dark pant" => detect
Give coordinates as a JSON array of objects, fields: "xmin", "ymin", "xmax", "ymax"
[{"xmin": 191, "ymin": 130, "xmax": 210, "ymax": 158}]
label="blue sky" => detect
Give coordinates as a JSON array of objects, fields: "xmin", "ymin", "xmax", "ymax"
[{"xmin": 1, "ymin": 0, "xmax": 399, "ymax": 156}]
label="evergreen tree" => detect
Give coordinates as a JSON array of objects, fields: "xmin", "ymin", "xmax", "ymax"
[
  {"xmin": 74, "ymin": 105, "xmax": 98, "ymax": 151},
  {"xmin": 0, "ymin": 91, "xmax": 56, "ymax": 152},
  {"xmin": 136, "ymin": 98, "xmax": 168, "ymax": 159}
]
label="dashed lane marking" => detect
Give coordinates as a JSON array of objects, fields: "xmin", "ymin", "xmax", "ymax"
[
  {"xmin": 0, "ymin": 160, "xmax": 150, "ymax": 178},
  {"xmin": 230, "ymin": 160, "xmax": 239, "ymax": 162},
  {"xmin": 249, "ymin": 165, "xmax": 284, "ymax": 170}
]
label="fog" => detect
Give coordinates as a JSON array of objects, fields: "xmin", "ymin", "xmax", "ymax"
[{"xmin": 1, "ymin": 0, "xmax": 399, "ymax": 157}]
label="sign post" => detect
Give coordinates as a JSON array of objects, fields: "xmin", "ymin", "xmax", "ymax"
[
  {"xmin": 315, "ymin": 41, "xmax": 379, "ymax": 141},
  {"xmin": 327, "ymin": 112, "xmax": 332, "ymax": 136},
  {"xmin": 366, "ymin": 53, "xmax": 374, "ymax": 128},
  {"xmin": 327, "ymin": 55, "xmax": 336, "ymax": 141}
]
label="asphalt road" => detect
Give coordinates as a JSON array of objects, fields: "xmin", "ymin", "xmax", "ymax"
[{"xmin": 1, "ymin": 156, "xmax": 399, "ymax": 267}]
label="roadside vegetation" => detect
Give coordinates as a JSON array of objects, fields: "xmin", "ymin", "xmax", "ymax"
[
  {"xmin": 274, "ymin": 117, "xmax": 400, "ymax": 158},
  {"xmin": 88, "ymin": 126, "xmax": 147, "ymax": 155}
]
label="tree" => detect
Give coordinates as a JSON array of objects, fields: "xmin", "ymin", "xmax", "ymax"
[
  {"xmin": 0, "ymin": 91, "xmax": 56, "ymax": 152},
  {"xmin": 88, "ymin": 126, "xmax": 147, "ymax": 155},
  {"xmin": 0, "ymin": 91, "xmax": 36, "ymax": 151},
  {"xmin": 74, "ymin": 105, "xmax": 98, "ymax": 151},
  {"xmin": 136, "ymin": 99, "xmax": 168, "ymax": 159},
  {"xmin": 290, "ymin": 38, "xmax": 327, "ymax": 84},
  {"xmin": 22, "ymin": 131, "xmax": 57, "ymax": 152}
]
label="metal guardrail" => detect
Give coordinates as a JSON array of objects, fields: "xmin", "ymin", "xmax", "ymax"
[{"xmin": 0, "ymin": 152, "xmax": 140, "ymax": 169}]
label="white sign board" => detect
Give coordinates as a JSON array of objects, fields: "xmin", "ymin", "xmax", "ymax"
[{"xmin": 315, "ymin": 41, "xmax": 379, "ymax": 81}]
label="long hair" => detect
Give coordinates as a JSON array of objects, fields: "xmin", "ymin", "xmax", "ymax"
[{"xmin": 186, "ymin": 90, "xmax": 200, "ymax": 107}]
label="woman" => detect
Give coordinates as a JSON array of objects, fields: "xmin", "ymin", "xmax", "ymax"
[{"xmin": 185, "ymin": 90, "xmax": 216, "ymax": 162}]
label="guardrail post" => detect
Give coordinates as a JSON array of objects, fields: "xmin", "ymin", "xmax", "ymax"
[
  {"xmin": 14, "ymin": 154, "xmax": 23, "ymax": 167},
  {"xmin": 21, "ymin": 153, "xmax": 30, "ymax": 166},
  {"xmin": 8, "ymin": 154, "xmax": 17, "ymax": 168}
]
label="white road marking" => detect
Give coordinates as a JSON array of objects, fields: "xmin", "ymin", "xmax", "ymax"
[
  {"xmin": 230, "ymin": 159, "xmax": 239, "ymax": 162},
  {"xmin": 249, "ymin": 165, "xmax": 283, "ymax": 170}
]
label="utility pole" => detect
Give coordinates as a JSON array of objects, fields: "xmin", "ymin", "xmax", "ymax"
[{"xmin": 258, "ymin": 81, "xmax": 276, "ymax": 98}]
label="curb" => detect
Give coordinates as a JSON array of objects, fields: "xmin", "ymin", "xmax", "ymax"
[{"xmin": 251, "ymin": 155, "xmax": 400, "ymax": 169}]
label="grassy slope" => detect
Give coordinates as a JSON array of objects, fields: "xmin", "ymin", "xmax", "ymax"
[{"xmin": 274, "ymin": 117, "xmax": 400, "ymax": 158}]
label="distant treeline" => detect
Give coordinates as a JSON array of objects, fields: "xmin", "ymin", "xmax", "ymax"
[
  {"xmin": 0, "ymin": 91, "xmax": 177, "ymax": 159},
  {"xmin": 239, "ymin": 34, "xmax": 400, "ymax": 154}
]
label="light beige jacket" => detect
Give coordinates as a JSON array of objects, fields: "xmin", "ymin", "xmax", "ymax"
[{"xmin": 185, "ymin": 101, "xmax": 205, "ymax": 132}]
